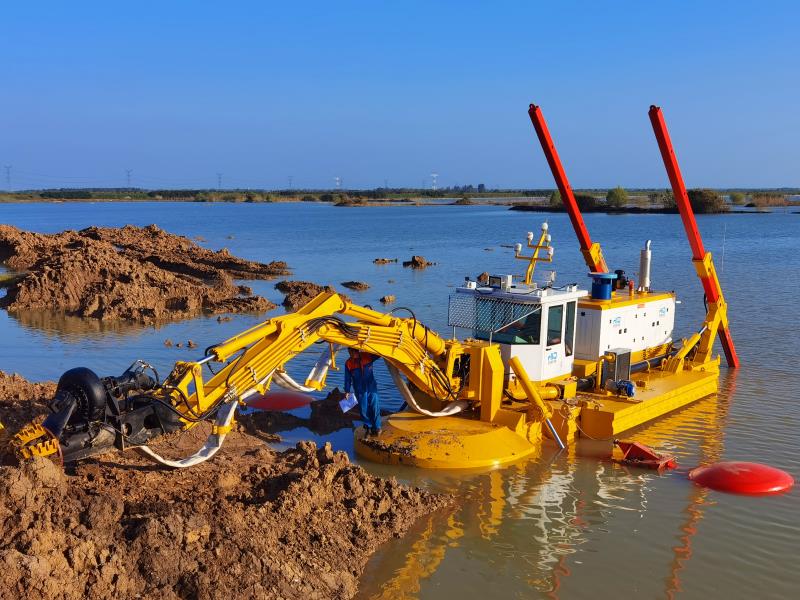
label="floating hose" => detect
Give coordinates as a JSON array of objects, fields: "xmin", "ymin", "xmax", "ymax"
[
  {"xmin": 386, "ymin": 363, "xmax": 467, "ymax": 417},
  {"xmin": 271, "ymin": 345, "xmax": 340, "ymax": 393},
  {"xmin": 272, "ymin": 370, "xmax": 316, "ymax": 393}
]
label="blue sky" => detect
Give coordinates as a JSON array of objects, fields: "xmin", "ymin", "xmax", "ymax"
[{"xmin": 2, "ymin": 1, "xmax": 798, "ymax": 190}]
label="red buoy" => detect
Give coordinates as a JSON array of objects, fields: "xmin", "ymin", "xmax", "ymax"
[
  {"xmin": 688, "ymin": 462, "xmax": 794, "ymax": 495},
  {"xmin": 246, "ymin": 392, "xmax": 312, "ymax": 411}
]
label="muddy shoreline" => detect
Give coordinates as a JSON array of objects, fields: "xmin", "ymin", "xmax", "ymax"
[
  {"xmin": 0, "ymin": 224, "xmax": 289, "ymax": 323},
  {"xmin": 0, "ymin": 372, "xmax": 452, "ymax": 599}
]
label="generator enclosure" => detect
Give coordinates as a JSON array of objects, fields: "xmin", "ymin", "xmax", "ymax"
[{"xmin": 574, "ymin": 292, "xmax": 675, "ymax": 361}]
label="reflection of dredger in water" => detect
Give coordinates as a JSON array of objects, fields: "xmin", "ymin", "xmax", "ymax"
[{"xmin": 344, "ymin": 349, "xmax": 382, "ymax": 436}]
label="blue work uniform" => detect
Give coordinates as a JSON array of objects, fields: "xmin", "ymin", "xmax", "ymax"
[{"xmin": 344, "ymin": 353, "xmax": 381, "ymax": 431}]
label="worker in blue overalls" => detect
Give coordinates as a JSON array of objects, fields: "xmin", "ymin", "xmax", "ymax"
[{"xmin": 344, "ymin": 348, "xmax": 381, "ymax": 436}]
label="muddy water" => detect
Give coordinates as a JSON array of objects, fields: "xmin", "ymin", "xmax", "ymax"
[{"xmin": 1, "ymin": 202, "xmax": 798, "ymax": 598}]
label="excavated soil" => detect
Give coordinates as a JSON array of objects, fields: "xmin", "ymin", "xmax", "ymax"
[
  {"xmin": 0, "ymin": 224, "xmax": 289, "ymax": 323},
  {"xmin": 340, "ymin": 281, "xmax": 369, "ymax": 291},
  {"xmin": 401, "ymin": 255, "xmax": 436, "ymax": 268},
  {"xmin": 0, "ymin": 374, "xmax": 452, "ymax": 600},
  {"xmin": 275, "ymin": 281, "xmax": 350, "ymax": 311},
  {"xmin": 0, "ymin": 372, "xmax": 55, "ymax": 463}
]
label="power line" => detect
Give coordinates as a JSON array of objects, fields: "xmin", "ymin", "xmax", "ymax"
[
  {"xmin": 3, "ymin": 165, "xmax": 11, "ymax": 191},
  {"xmin": 216, "ymin": 173, "xmax": 222, "ymax": 190},
  {"xmin": 125, "ymin": 169, "xmax": 132, "ymax": 188},
  {"xmin": 288, "ymin": 175, "xmax": 293, "ymax": 189}
]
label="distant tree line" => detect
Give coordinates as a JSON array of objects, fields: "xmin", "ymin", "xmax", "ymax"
[
  {"xmin": 542, "ymin": 186, "xmax": 730, "ymax": 213},
  {"xmin": 39, "ymin": 190, "xmax": 90, "ymax": 199}
]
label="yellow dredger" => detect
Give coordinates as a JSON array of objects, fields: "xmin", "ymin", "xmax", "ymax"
[{"xmin": 10, "ymin": 104, "xmax": 738, "ymax": 470}]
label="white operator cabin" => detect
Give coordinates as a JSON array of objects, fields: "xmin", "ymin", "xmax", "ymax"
[
  {"xmin": 451, "ymin": 275, "xmax": 587, "ymax": 382},
  {"xmin": 451, "ymin": 269, "xmax": 676, "ymax": 384}
]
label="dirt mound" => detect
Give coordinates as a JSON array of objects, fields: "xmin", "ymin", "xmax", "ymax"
[
  {"xmin": 0, "ymin": 372, "xmax": 55, "ymax": 463},
  {"xmin": 0, "ymin": 224, "xmax": 289, "ymax": 323},
  {"xmin": 0, "ymin": 378, "xmax": 452, "ymax": 600},
  {"xmin": 372, "ymin": 258, "xmax": 397, "ymax": 265},
  {"xmin": 402, "ymin": 255, "xmax": 436, "ymax": 268},
  {"xmin": 275, "ymin": 281, "xmax": 351, "ymax": 311},
  {"xmin": 340, "ymin": 281, "xmax": 370, "ymax": 291}
]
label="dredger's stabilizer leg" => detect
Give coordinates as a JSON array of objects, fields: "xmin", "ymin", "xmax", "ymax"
[
  {"xmin": 648, "ymin": 105, "xmax": 739, "ymax": 368},
  {"xmin": 509, "ymin": 357, "xmax": 565, "ymax": 449}
]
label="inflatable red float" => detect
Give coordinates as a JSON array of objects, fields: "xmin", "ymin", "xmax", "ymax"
[
  {"xmin": 245, "ymin": 392, "xmax": 312, "ymax": 411},
  {"xmin": 688, "ymin": 461, "xmax": 794, "ymax": 495}
]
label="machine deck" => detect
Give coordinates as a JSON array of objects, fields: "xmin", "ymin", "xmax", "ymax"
[
  {"xmin": 356, "ymin": 366, "xmax": 719, "ymax": 468},
  {"xmin": 355, "ymin": 412, "xmax": 539, "ymax": 469},
  {"xmin": 567, "ymin": 367, "xmax": 720, "ymax": 441}
]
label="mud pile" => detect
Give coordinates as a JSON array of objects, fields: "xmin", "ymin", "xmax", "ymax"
[
  {"xmin": 402, "ymin": 255, "xmax": 436, "ymax": 268},
  {"xmin": 0, "ymin": 378, "xmax": 451, "ymax": 600},
  {"xmin": 340, "ymin": 281, "xmax": 370, "ymax": 291},
  {"xmin": 0, "ymin": 372, "xmax": 55, "ymax": 462},
  {"xmin": 0, "ymin": 224, "xmax": 289, "ymax": 323},
  {"xmin": 275, "ymin": 281, "xmax": 350, "ymax": 311}
]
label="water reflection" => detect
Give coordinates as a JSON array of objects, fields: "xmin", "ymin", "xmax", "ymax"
[
  {"xmin": 358, "ymin": 380, "xmax": 734, "ymax": 599},
  {"xmin": 9, "ymin": 309, "xmax": 153, "ymax": 338}
]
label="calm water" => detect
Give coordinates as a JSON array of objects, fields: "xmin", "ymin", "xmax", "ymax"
[{"xmin": 1, "ymin": 202, "xmax": 798, "ymax": 598}]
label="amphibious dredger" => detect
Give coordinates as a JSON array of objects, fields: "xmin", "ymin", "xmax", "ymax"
[{"xmin": 11, "ymin": 105, "xmax": 739, "ymax": 469}]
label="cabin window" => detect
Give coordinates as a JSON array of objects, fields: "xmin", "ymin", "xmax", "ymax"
[
  {"xmin": 547, "ymin": 304, "xmax": 564, "ymax": 346},
  {"xmin": 564, "ymin": 301, "xmax": 576, "ymax": 356},
  {"xmin": 479, "ymin": 308, "xmax": 542, "ymax": 344}
]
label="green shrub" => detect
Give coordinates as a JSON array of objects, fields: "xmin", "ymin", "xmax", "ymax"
[
  {"xmin": 574, "ymin": 193, "xmax": 596, "ymax": 211},
  {"xmin": 687, "ymin": 189, "xmax": 727, "ymax": 213},
  {"xmin": 605, "ymin": 186, "xmax": 628, "ymax": 208}
]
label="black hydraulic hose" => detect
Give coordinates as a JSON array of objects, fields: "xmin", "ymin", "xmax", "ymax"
[
  {"xmin": 389, "ymin": 306, "xmax": 418, "ymax": 339},
  {"xmin": 629, "ymin": 349, "xmax": 683, "ymax": 374}
]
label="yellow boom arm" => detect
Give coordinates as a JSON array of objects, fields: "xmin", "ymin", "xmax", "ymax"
[{"xmin": 158, "ymin": 292, "xmax": 469, "ymax": 423}]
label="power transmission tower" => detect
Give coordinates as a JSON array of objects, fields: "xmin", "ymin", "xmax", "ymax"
[
  {"xmin": 3, "ymin": 165, "xmax": 10, "ymax": 191},
  {"xmin": 125, "ymin": 169, "xmax": 132, "ymax": 188},
  {"xmin": 334, "ymin": 176, "xmax": 341, "ymax": 191},
  {"xmin": 216, "ymin": 173, "xmax": 222, "ymax": 190},
  {"xmin": 431, "ymin": 172, "xmax": 438, "ymax": 191},
  {"xmin": 288, "ymin": 175, "xmax": 293, "ymax": 190}
]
